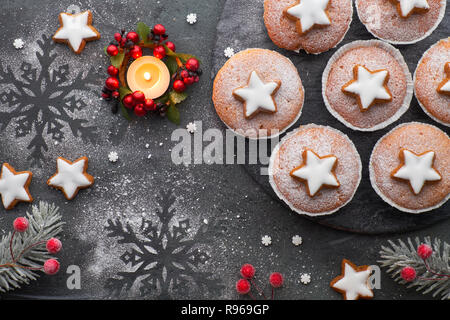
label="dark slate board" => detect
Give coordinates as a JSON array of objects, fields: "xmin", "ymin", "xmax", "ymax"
[{"xmin": 212, "ymin": 0, "xmax": 450, "ymax": 234}]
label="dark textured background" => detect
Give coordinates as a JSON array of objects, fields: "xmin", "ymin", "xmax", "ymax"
[{"xmin": 0, "ymin": 0, "xmax": 448, "ymax": 300}]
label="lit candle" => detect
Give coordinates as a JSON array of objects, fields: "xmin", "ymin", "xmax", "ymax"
[{"xmin": 126, "ymin": 56, "xmax": 171, "ymax": 99}]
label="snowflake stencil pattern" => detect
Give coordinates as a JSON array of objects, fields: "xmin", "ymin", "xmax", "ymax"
[
  {"xmin": 0, "ymin": 34, "xmax": 98, "ymax": 166},
  {"xmin": 104, "ymin": 191, "xmax": 225, "ymax": 299}
]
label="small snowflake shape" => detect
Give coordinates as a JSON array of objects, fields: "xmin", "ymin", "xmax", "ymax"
[
  {"xmin": 224, "ymin": 47, "xmax": 235, "ymax": 58},
  {"xmin": 300, "ymin": 273, "xmax": 311, "ymax": 285},
  {"xmin": 108, "ymin": 151, "xmax": 119, "ymax": 163},
  {"xmin": 261, "ymin": 235, "xmax": 272, "ymax": 246},
  {"xmin": 186, "ymin": 122, "xmax": 197, "ymax": 133},
  {"xmin": 13, "ymin": 38, "xmax": 25, "ymax": 49},
  {"xmin": 292, "ymin": 235, "xmax": 303, "ymax": 246},
  {"xmin": 187, "ymin": 13, "xmax": 197, "ymax": 24}
]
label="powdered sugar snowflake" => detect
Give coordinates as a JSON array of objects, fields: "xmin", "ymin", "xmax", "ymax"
[
  {"xmin": 186, "ymin": 122, "xmax": 197, "ymax": 133},
  {"xmin": 108, "ymin": 151, "xmax": 119, "ymax": 163},
  {"xmin": 292, "ymin": 235, "xmax": 303, "ymax": 246},
  {"xmin": 13, "ymin": 38, "xmax": 25, "ymax": 50},
  {"xmin": 300, "ymin": 273, "xmax": 311, "ymax": 284},
  {"xmin": 261, "ymin": 235, "xmax": 272, "ymax": 246},
  {"xmin": 186, "ymin": 13, "xmax": 197, "ymax": 24},
  {"xmin": 224, "ymin": 47, "xmax": 235, "ymax": 58}
]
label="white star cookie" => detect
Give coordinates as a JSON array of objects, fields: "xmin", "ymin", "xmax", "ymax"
[
  {"xmin": 393, "ymin": 0, "xmax": 430, "ymax": 18},
  {"xmin": 342, "ymin": 65, "xmax": 392, "ymax": 112},
  {"xmin": 284, "ymin": 0, "xmax": 331, "ymax": 35},
  {"xmin": 330, "ymin": 259, "xmax": 373, "ymax": 300},
  {"xmin": 290, "ymin": 149, "xmax": 340, "ymax": 197},
  {"xmin": 0, "ymin": 163, "xmax": 33, "ymax": 210},
  {"xmin": 53, "ymin": 10, "xmax": 100, "ymax": 54},
  {"xmin": 437, "ymin": 62, "xmax": 450, "ymax": 95},
  {"xmin": 47, "ymin": 157, "xmax": 94, "ymax": 200},
  {"xmin": 391, "ymin": 149, "xmax": 441, "ymax": 195},
  {"xmin": 233, "ymin": 71, "xmax": 281, "ymax": 119}
]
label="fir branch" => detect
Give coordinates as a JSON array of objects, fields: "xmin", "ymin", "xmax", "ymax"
[
  {"xmin": 379, "ymin": 237, "xmax": 450, "ymax": 300},
  {"xmin": 0, "ymin": 202, "xmax": 64, "ymax": 292}
]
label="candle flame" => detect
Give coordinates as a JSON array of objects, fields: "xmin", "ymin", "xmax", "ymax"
[{"xmin": 144, "ymin": 72, "xmax": 152, "ymax": 81}]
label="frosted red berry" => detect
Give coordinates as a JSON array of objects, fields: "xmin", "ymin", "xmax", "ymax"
[
  {"xmin": 106, "ymin": 44, "xmax": 119, "ymax": 56},
  {"xmin": 417, "ymin": 244, "xmax": 433, "ymax": 260},
  {"xmin": 173, "ymin": 80, "xmax": 186, "ymax": 92},
  {"xmin": 134, "ymin": 104, "xmax": 147, "ymax": 117},
  {"xmin": 126, "ymin": 31, "xmax": 140, "ymax": 43},
  {"xmin": 185, "ymin": 58, "xmax": 199, "ymax": 72},
  {"xmin": 112, "ymin": 91, "xmax": 120, "ymax": 99},
  {"xmin": 401, "ymin": 266, "xmax": 416, "ymax": 282},
  {"xmin": 240, "ymin": 264, "xmax": 255, "ymax": 279},
  {"xmin": 194, "ymin": 76, "xmax": 200, "ymax": 83},
  {"xmin": 132, "ymin": 91, "xmax": 146, "ymax": 103},
  {"xmin": 43, "ymin": 259, "xmax": 60, "ymax": 275},
  {"xmin": 101, "ymin": 93, "xmax": 110, "ymax": 99},
  {"xmin": 183, "ymin": 76, "xmax": 195, "ymax": 85},
  {"xmin": 130, "ymin": 45, "xmax": 143, "ymax": 59},
  {"xmin": 153, "ymin": 45, "xmax": 166, "ymax": 59},
  {"xmin": 269, "ymin": 272, "xmax": 283, "ymax": 288},
  {"xmin": 180, "ymin": 70, "xmax": 189, "ymax": 79},
  {"xmin": 144, "ymin": 99, "xmax": 156, "ymax": 111},
  {"xmin": 236, "ymin": 279, "xmax": 251, "ymax": 295},
  {"xmin": 107, "ymin": 65, "xmax": 119, "ymax": 77},
  {"xmin": 153, "ymin": 24, "xmax": 166, "ymax": 35},
  {"xmin": 114, "ymin": 32, "xmax": 122, "ymax": 42},
  {"xmin": 13, "ymin": 217, "xmax": 29, "ymax": 232},
  {"xmin": 105, "ymin": 77, "xmax": 119, "ymax": 91},
  {"xmin": 122, "ymin": 94, "xmax": 135, "ymax": 109},
  {"xmin": 165, "ymin": 41, "xmax": 176, "ymax": 52},
  {"xmin": 46, "ymin": 238, "xmax": 62, "ymax": 254}
]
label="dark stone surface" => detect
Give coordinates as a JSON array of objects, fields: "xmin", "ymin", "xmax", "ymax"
[{"xmin": 0, "ymin": 0, "xmax": 447, "ymax": 300}]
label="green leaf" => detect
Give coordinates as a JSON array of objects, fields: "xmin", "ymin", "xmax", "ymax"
[
  {"xmin": 167, "ymin": 103, "xmax": 180, "ymax": 125},
  {"xmin": 118, "ymin": 86, "xmax": 132, "ymax": 100},
  {"xmin": 136, "ymin": 22, "xmax": 150, "ymax": 44},
  {"xmin": 165, "ymin": 56, "xmax": 179, "ymax": 75},
  {"xmin": 176, "ymin": 53, "xmax": 201, "ymax": 63},
  {"xmin": 119, "ymin": 102, "xmax": 131, "ymax": 121},
  {"xmin": 169, "ymin": 90, "xmax": 188, "ymax": 104},
  {"xmin": 155, "ymin": 92, "xmax": 170, "ymax": 104},
  {"xmin": 110, "ymin": 52, "xmax": 125, "ymax": 68},
  {"xmin": 163, "ymin": 44, "xmax": 177, "ymax": 57}
]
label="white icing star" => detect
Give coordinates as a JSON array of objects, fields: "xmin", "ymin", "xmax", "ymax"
[
  {"xmin": 224, "ymin": 47, "xmax": 235, "ymax": 58},
  {"xmin": 331, "ymin": 261, "xmax": 373, "ymax": 300},
  {"xmin": 437, "ymin": 62, "xmax": 450, "ymax": 94},
  {"xmin": 343, "ymin": 65, "xmax": 392, "ymax": 111},
  {"xmin": 108, "ymin": 151, "xmax": 119, "ymax": 163},
  {"xmin": 292, "ymin": 235, "xmax": 303, "ymax": 246},
  {"xmin": 186, "ymin": 13, "xmax": 197, "ymax": 24},
  {"xmin": 233, "ymin": 71, "xmax": 280, "ymax": 118},
  {"xmin": 0, "ymin": 164, "xmax": 32, "ymax": 209},
  {"xmin": 440, "ymin": 79, "xmax": 450, "ymax": 93},
  {"xmin": 392, "ymin": 150, "xmax": 441, "ymax": 194},
  {"xmin": 286, "ymin": 0, "xmax": 331, "ymax": 34},
  {"xmin": 395, "ymin": 0, "xmax": 429, "ymax": 18},
  {"xmin": 48, "ymin": 157, "xmax": 93, "ymax": 200},
  {"xmin": 300, "ymin": 273, "xmax": 311, "ymax": 284},
  {"xmin": 261, "ymin": 235, "xmax": 272, "ymax": 246},
  {"xmin": 291, "ymin": 149, "xmax": 340, "ymax": 197},
  {"xmin": 13, "ymin": 38, "xmax": 25, "ymax": 49},
  {"xmin": 53, "ymin": 11, "xmax": 98, "ymax": 53},
  {"xmin": 186, "ymin": 122, "xmax": 197, "ymax": 133}
]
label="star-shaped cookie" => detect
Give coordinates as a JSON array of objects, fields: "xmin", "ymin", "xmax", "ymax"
[
  {"xmin": 437, "ymin": 62, "xmax": 450, "ymax": 95},
  {"xmin": 53, "ymin": 10, "xmax": 100, "ymax": 54},
  {"xmin": 330, "ymin": 259, "xmax": 373, "ymax": 300},
  {"xmin": 233, "ymin": 71, "xmax": 281, "ymax": 119},
  {"xmin": 47, "ymin": 157, "xmax": 94, "ymax": 200},
  {"xmin": 0, "ymin": 163, "xmax": 33, "ymax": 210},
  {"xmin": 290, "ymin": 149, "xmax": 340, "ymax": 197},
  {"xmin": 342, "ymin": 65, "xmax": 392, "ymax": 112},
  {"xmin": 392, "ymin": 0, "xmax": 430, "ymax": 18},
  {"xmin": 391, "ymin": 149, "xmax": 441, "ymax": 195},
  {"xmin": 284, "ymin": 0, "xmax": 331, "ymax": 35}
]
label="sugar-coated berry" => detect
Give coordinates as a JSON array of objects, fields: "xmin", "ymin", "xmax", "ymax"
[
  {"xmin": 417, "ymin": 244, "xmax": 433, "ymax": 260},
  {"xmin": 126, "ymin": 31, "xmax": 140, "ymax": 43},
  {"xmin": 43, "ymin": 259, "xmax": 60, "ymax": 275},
  {"xmin": 165, "ymin": 41, "xmax": 176, "ymax": 52},
  {"xmin": 185, "ymin": 58, "xmax": 200, "ymax": 72},
  {"xmin": 134, "ymin": 104, "xmax": 147, "ymax": 117},
  {"xmin": 173, "ymin": 79, "xmax": 186, "ymax": 92},
  {"xmin": 153, "ymin": 45, "xmax": 166, "ymax": 59},
  {"xmin": 240, "ymin": 264, "xmax": 255, "ymax": 279},
  {"xmin": 153, "ymin": 24, "xmax": 166, "ymax": 35},
  {"xmin": 13, "ymin": 217, "xmax": 29, "ymax": 232},
  {"xmin": 114, "ymin": 32, "xmax": 122, "ymax": 42},
  {"xmin": 112, "ymin": 91, "xmax": 120, "ymax": 99},
  {"xmin": 269, "ymin": 272, "xmax": 283, "ymax": 288},
  {"xmin": 101, "ymin": 92, "xmax": 110, "ymax": 99},
  {"xmin": 401, "ymin": 266, "xmax": 416, "ymax": 282},
  {"xmin": 106, "ymin": 44, "xmax": 119, "ymax": 56},
  {"xmin": 122, "ymin": 94, "xmax": 135, "ymax": 109},
  {"xmin": 194, "ymin": 76, "xmax": 200, "ymax": 83},
  {"xmin": 236, "ymin": 279, "xmax": 251, "ymax": 295},
  {"xmin": 130, "ymin": 46, "xmax": 143, "ymax": 59},
  {"xmin": 180, "ymin": 70, "xmax": 189, "ymax": 79},
  {"xmin": 46, "ymin": 238, "xmax": 62, "ymax": 254},
  {"xmin": 132, "ymin": 91, "xmax": 146, "ymax": 103},
  {"xmin": 144, "ymin": 99, "xmax": 156, "ymax": 111},
  {"xmin": 107, "ymin": 65, "xmax": 119, "ymax": 77},
  {"xmin": 183, "ymin": 76, "xmax": 195, "ymax": 85},
  {"xmin": 105, "ymin": 77, "xmax": 119, "ymax": 91}
]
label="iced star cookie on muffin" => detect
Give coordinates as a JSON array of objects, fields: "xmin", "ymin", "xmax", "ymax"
[
  {"xmin": 269, "ymin": 124, "xmax": 361, "ymax": 216},
  {"xmin": 414, "ymin": 38, "xmax": 450, "ymax": 126},
  {"xmin": 322, "ymin": 40, "xmax": 412, "ymax": 131},
  {"xmin": 356, "ymin": 0, "xmax": 446, "ymax": 44},
  {"xmin": 213, "ymin": 49, "xmax": 304, "ymax": 139},
  {"xmin": 0, "ymin": 163, "xmax": 33, "ymax": 210},
  {"xmin": 264, "ymin": 0, "xmax": 353, "ymax": 54},
  {"xmin": 369, "ymin": 122, "xmax": 449, "ymax": 213}
]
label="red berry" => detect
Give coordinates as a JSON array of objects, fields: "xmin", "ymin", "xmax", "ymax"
[
  {"xmin": 144, "ymin": 99, "xmax": 156, "ymax": 111},
  {"xmin": 106, "ymin": 44, "xmax": 119, "ymax": 56},
  {"xmin": 236, "ymin": 279, "xmax": 251, "ymax": 295},
  {"xmin": 269, "ymin": 272, "xmax": 283, "ymax": 288},
  {"xmin": 126, "ymin": 31, "xmax": 140, "ymax": 43},
  {"xmin": 130, "ymin": 46, "xmax": 143, "ymax": 59},
  {"xmin": 13, "ymin": 217, "xmax": 28, "ymax": 232},
  {"xmin": 46, "ymin": 238, "xmax": 62, "ymax": 254},
  {"xmin": 153, "ymin": 24, "xmax": 166, "ymax": 35},
  {"xmin": 417, "ymin": 244, "xmax": 433, "ymax": 260},
  {"xmin": 401, "ymin": 266, "xmax": 416, "ymax": 282},
  {"xmin": 165, "ymin": 41, "xmax": 176, "ymax": 52},
  {"xmin": 105, "ymin": 77, "xmax": 119, "ymax": 91},
  {"xmin": 107, "ymin": 65, "xmax": 119, "ymax": 77},
  {"xmin": 101, "ymin": 92, "xmax": 110, "ymax": 99},
  {"xmin": 122, "ymin": 94, "xmax": 135, "ymax": 109},
  {"xmin": 173, "ymin": 79, "xmax": 186, "ymax": 92},
  {"xmin": 183, "ymin": 76, "xmax": 195, "ymax": 85},
  {"xmin": 185, "ymin": 58, "xmax": 200, "ymax": 72},
  {"xmin": 240, "ymin": 264, "xmax": 255, "ymax": 279},
  {"xmin": 153, "ymin": 45, "xmax": 166, "ymax": 59},
  {"xmin": 43, "ymin": 259, "xmax": 60, "ymax": 275},
  {"xmin": 194, "ymin": 76, "xmax": 200, "ymax": 83},
  {"xmin": 112, "ymin": 91, "xmax": 120, "ymax": 99},
  {"xmin": 132, "ymin": 91, "xmax": 146, "ymax": 103},
  {"xmin": 114, "ymin": 32, "xmax": 122, "ymax": 42},
  {"xmin": 180, "ymin": 70, "xmax": 189, "ymax": 79},
  {"xmin": 134, "ymin": 104, "xmax": 147, "ymax": 117}
]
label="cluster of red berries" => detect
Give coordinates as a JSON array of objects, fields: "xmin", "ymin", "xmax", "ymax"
[
  {"xmin": 12, "ymin": 217, "xmax": 62, "ymax": 275},
  {"xmin": 236, "ymin": 263, "xmax": 284, "ymax": 299},
  {"xmin": 122, "ymin": 90, "xmax": 167, "ymax": 117},
  {"xmin": 173, "ymin": 58, "xmax": 202, "ymax": 93}
]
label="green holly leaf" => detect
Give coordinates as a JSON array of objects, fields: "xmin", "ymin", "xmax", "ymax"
[
  {"xmin": 163, "ymin": 44, "xmax": 177, "ymax": 57},
  {"xmin": 136, "ymin": 22, "xmax": 150, "ymax": 44},
  {"xmin": 176, "ymin": 53, "xmax": 201, "ymax": 63},
  {"xmin": 110, "ymin": 52, "xmax": 125, "ymax": 68},
  {"xmin": 167, "ymin": 103, "xmax": 180, "ymax": 125},
  {"xmin": 119, "ymin": 102, "xmax": 131, "ymax": 121},
  {"xmin": 118, "ymin": 86, "xmax": 132, "ymax": 100},
  {"xmin": 169, "ymin": 90, "xmax": 188, "ymax": 104},
  {"xmin": 165, "ymin": 56, "xmax": 179, "ymax": 75}
]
